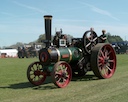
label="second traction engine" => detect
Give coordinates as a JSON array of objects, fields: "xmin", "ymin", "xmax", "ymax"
[{"xmin": 27, "ymin": 15, "xmax": 117, "ymax": 88}]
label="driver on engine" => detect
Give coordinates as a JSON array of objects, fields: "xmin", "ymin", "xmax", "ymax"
[{"xmin": 99, "ymin": 30, "xmax": 107, "ymax": 43}]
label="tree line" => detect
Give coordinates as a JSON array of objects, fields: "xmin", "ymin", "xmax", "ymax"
[
  {"xmin": 36, "ymin": 32, "xmax": 124, "ymax": 43},
  {"xmin": 6, "ymin": 32, "xmax": 124, "ymax": 49},
  {"xmin": 106, "ymin": 32, "xmax": 123, "ymax": 43}
]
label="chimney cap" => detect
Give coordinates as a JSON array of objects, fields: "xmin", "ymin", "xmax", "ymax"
[{"xmin": 44, "ymin": 15, "xmax": 52, "ymax": 19}]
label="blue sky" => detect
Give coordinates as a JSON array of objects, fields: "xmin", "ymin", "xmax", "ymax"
[{"xmin": 0, "ymin": 0, "xmax": 128, "ymax": 47}]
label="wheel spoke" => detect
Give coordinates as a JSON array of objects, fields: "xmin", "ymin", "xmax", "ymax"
[
  {"xmin": 107, "ymin": 50, "xmax": 112, "ymax": 55},
  {"xmin": 99, "ymin": 56, "xmax": 103, "ymax": 60},
  {"xmin": 103, "ymin": 67, "xmax": 108, "ymax": 76},
  {"xmin": 33, "ymin": 76, "xmax": 36, "ymax": 81},
  {"xmin": 92, "ymin": 37, "xmax": 98, "ymax": 42},
  {"xmin": 31, "ymin": 66, "xmax": 35, "ymax": 71},
  {"xmin": 98, "ymin": 62, "xmax": 102, "ymax": 67},
  {"xmin": 55, "ymin": 74, "xmax": 59, "ymax": 79},
  {"xmin": 55, "ymin": 71, "xmax": 62, "ymax": 75},
  {"xmin": 30, "ymin": 75, "xmax": 35, "ymax": 80},
  {"xmin": 57, "ymin": 78, "xmax": 62, "ymax": 83},
  {"xmin": 36, "ymin": 64, "xmax": 40, "ymax": 70},
  {"xmin": 86, "ymin": 42, "xmax": 91, "ymax": 48},
  {"xmin": 108, "ymin": 59, "xmax": 115, "ymax": 63},
  {"xmin": 100, "ymin": 68, "xmax": 106, "ymax": 76},
  {"xmin": 99, "ymin": 58, "xmax": 104, "ymax": 65},
  {"xmin": 30, "ymin": 73, "xmax": 34, "ymax": 76},
  {"xmin": 63, "ymin": 78, "xmax": 67, "ymax": 82},
  {"xmin": 64, "ymin": 67, "xmax": 68, "ymax": 72},
  {"xmin": 100, "ymin": 50, "xmax": 105, "ymax": 58},
  {"xmin": 105, "ymin": 50, "xmax": 108, "ymax": 58},
  {"xmin": 60, "ymin": 65, "xmax": 63, "ymax": 70},
  {"xmin": 106, "ymin": 65, "xmax": 112, "ymax": 72},
  {"xmin": 107, "ymin": 62, "xmax": 110, "ymax": 66}
]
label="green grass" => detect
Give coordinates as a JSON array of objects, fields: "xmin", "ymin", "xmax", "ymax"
[{"xmin": 0, "ymin": 54, "xmax": 128, "ymax": 102}]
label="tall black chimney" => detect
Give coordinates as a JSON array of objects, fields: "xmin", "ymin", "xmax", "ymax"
[{"xmin": 44, "ymin": 15, "xmax": 52, "ymax": 48}]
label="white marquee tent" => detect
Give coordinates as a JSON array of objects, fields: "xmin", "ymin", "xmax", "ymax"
[{"xmin": 0, "ymin": 49, "xmax": 18, "ymax": 58}]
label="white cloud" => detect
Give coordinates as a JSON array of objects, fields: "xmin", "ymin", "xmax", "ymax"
[
  {"xmin": 79, "ymin": 2, "xmax": 119, "ymax": 21},
  {"xmin": 92, "ymin": 6, "xmax": 119, "ymax": 21},
  {"xmin": 1, "ymin": 12, "xmax": 16, "ymax": 17},
  {"xmin": 13, "ymin": 1, "xmax": 47, "ymax": 14}
]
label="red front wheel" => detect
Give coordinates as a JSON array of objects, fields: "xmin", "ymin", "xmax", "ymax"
[
  {"xmin": 27, "ymin": 62, "xmax": 47, "ymax": 86},
  {"xmin": 51, "ymin": 61, "xmax": 72, "ymax": 88}
]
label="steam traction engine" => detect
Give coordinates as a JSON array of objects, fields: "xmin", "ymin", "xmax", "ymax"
[{"xmin": 27, "ymin": 15, "xmax": 116, "ymax": 88}]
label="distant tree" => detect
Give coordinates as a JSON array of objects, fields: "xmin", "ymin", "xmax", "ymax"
[
  {"xmin": 37, "ymin": 34, "xmax": 46, "ymax": 43},
  {"xmin": 9, "ymin": 42, "xmax": 24, "ymax": 49},
  {"xmin": 106, "ymin": 32, "xmax": 123, "ymax": 43}
]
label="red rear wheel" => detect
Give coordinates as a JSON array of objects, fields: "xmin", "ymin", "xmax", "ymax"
[
  {"xmin": 27, "ymin": 62, "xmax": 46, "ymax": 86},
  {"xmin": 51, "ymin": 61, "xmax": 72, "ymax": 88},
  {"xmin": 91, "ymin": 43, "xmax": 116, "ymax": 79}
]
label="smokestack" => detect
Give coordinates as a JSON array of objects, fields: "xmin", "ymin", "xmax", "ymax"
[{"xmin": 44, "ymin": 15, "xmax": 52, "ymax": 47}]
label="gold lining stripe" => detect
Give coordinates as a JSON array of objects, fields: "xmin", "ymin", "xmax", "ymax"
[
  {"xmin": 55, "ymin": 48, "xmax": 60, "ymax": 62},
  {"xmin": 67, "ymin": 48, "xmax": 72, "ymax": 62},
  {"xmin": 44, "ymin": 16, "xmax": 52, "ymax": 20},
  {"xmin": 44, "ymin": 17, "xmax": 52, "ymax": 20}
]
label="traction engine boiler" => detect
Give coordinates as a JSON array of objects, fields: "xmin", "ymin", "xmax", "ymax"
[{"xmin": 27, "ymin": 15, "xmax": 116, "ymax": 88}]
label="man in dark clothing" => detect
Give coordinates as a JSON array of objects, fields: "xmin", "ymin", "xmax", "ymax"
[{"xmin": 99, "ymin": 30, "xmax": 107, "ymax": 43}]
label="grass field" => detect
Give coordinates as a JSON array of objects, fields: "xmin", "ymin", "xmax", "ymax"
[{"xmin": 0, "ymin": 54, "xmax": 128, "ymax": 102}]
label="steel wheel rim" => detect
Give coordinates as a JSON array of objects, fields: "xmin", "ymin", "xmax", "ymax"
[
  {"xmin": 51, "ymin": 61, "xmax": 72, "ymax": 88},
  {"xmin": 98, "ymin": 44, "xmax": 116, "ymax": 78},
  {"xmin": 27, "ymin": 62, "xmax": 46, "ymax": 86}
]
